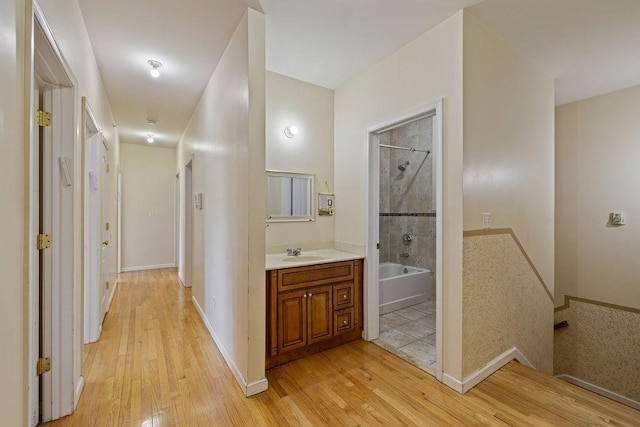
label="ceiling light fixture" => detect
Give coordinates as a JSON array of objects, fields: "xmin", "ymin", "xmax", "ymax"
[
  {"xmin": 148, "ymin": 60, "xmax": 162, "ymax": 78},
  {"xmin": 284, "ymin": 126, "xmax": 298, "ymax": 138},
  {"xmin": 147, "ymin": 118, "xmax": 157, "ymax": 125},
  {"xmin": 147, "ymin": 134, "xmax": 154, "ymax": 143}
]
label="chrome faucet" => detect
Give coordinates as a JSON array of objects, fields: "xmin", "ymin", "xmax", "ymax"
[
  {"xmin": 287, "ymin": 247, "xmax": 302, "ymax": 256},
  {"xmin": 399, "ymin": 252, "xmax": 410, "ymax": 259}
]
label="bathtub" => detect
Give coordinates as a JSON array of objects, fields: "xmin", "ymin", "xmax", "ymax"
[{"xmin": 379, "ymin": 262, "xmax": 432, "ymax": 315}]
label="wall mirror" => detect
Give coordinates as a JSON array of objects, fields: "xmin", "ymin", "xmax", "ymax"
[{"xmin": 266, "ymin": 170, "xmax": 315, "ymax": 222}]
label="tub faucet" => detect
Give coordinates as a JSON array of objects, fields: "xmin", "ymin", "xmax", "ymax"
[
  {"xmin": 399, "ymin": 252, "xmax": 410, "ymax": 259},
  {"xmin": 287, "ymin": 247, "xmax": 302, "ymax": 256}
]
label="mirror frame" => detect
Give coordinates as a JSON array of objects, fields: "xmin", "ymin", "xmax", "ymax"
[{"xmin": 266, "ymin": 170, "xmax": 316, "ymax": 223}]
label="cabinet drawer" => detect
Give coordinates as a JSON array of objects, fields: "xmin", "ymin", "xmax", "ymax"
[
  {"xmin": 277, "ymin": 261, "xmax": 354, "ymax": 292},
  {"xmin": 333, "ymin": 282, "xmax": 354, "ymax": 310},
  {"xmin": 333, "ymin": 308, "xmax": 354, "ymax": 336}
]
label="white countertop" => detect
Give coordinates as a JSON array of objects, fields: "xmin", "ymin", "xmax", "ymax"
[{"xmin": 265, "ymin": 248, "xmax": 364, "ymax": 270}]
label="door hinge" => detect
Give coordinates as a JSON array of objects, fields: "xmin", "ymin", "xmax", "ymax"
[
  {"xmin": 106, "ymin": 164, "xmax": 110, "ymax": 173},
  {"xmin": 37, "ymin": 234, "xmax": 51, "ymax": 250},
  {"xmin": 105, "ymin": 222, "xmax": 110, "ymax": 231},
  {"xmin": 106, "ymin": 281, "xmax": 110, "ymax": 289},
  {"xmin": 36, "ymin": 357, "xmax": 51, "ymax": 376},
  {"xmin": 36, "ymin": 110, "xmax": 52, "ymax": 127},
  {"xmin": 376, "ymin": 243, "xmax": 380, "ymax": 250}
]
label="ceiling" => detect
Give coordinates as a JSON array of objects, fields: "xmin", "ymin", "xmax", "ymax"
[{"xmin": 78, "ymin": 0, "xmax": 640, "ymax": 148}]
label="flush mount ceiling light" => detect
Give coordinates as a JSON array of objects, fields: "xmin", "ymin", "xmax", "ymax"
[
  {"xmin": 284, "ymin": 126, "xmax": 298, "ymax": 138},
  {"xmin": 147, "ymin": 134, "xmax": 154, "ymax": 143},
  {"xmin": 147, "ymin": 118, "xmax": 157, "ymax": 125},
  {"xmin": 148, "ymin": 60, "xmax": 162, "ymax": 78}
]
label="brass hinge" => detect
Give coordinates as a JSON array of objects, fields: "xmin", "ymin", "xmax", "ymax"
[
  {"xmin": 36, "ymin": 110, "xmax": 52, "ymax": 127},
  {"xmin": 106, "ymin": 281, "xmax": 110, "ymax": 289},
  {"xmin": 105, "ymin": 222, "xmax": 110, "ymax": 231},
  {"xmin": 37, "ymin": 234, "xmax": 51, "ymax": 250},
  {"xmin": 36, "ymin": 357, "xmax": 51, "ymax": 376},
  {"xmin": 106, "ymin": 164, "xmax": 110, "ymax": 173}
]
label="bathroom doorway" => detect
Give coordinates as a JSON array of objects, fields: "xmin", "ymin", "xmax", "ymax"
[{"xmin": 366, "ymin": 101, "xmax": 443, "ymax": 380}]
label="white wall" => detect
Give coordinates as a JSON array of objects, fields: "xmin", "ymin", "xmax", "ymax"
[
  {"xmin": 0, "ymin": 0, "xmax": 27, "ymax": 424},
  {"xmin": 265, "ymin": 71, "xmax": 334, "ymax": 253},
  {"xmin": 121, "ymin": 143, "xmax": 176, "ymax": 270},
  {"xmin": 334, "ymin": 12, "xmax": 465, "ymax": 379},
  {"xmin": 177, "ymin": 8, "xmax": 267, "ymax": 395},
  {"xmin": 0, "ymin": 0, "xmax": 118, "ymax": 423},
  {"xmin": 463, "ymin": 12, "xmax": 555, "ymax": 292},
  {"xmin": 556, "ymin": 85, "xmax": 640, "ymax": 310}
]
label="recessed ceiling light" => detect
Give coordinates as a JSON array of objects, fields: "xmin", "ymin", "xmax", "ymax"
[
  {"xmin": 147, "ymin": 134, "xmax": 154, "ymax": 143},
  {"xmin": 148, "ymin": 60, "xmax": 162, "ymax": 78}
]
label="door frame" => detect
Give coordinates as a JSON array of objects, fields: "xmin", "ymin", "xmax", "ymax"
[
  {"xmin": 82, "ymin": 97, "xmax": 104, "ymax": 343},
  {"xmin": 174, "ymin": 172, "xmax": 180, "ymax": 267},
  {"xmin": 183, "ymin": 158, "xmax": 194, "ymax": 287},
  {"xmin": 365, "ymin": 100, "xmax": 444, "ymax": 381},
  {"xmin": 29, "ymin": 3, "xmax": 79, "ymax": 423}
]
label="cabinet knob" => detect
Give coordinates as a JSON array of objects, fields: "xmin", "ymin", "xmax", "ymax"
[
  {"xmin": 343, "ymin": 294, "xmax": 348, "ymax": 299},
  {"xmin": 308, "ymin": 293, "xmax": 312, "ymax": 297},
  {"xmin": 343, "ymin": 320, "xmax": 348, "ymax": 325},
  {"xmin": 303, "ymin": 293, "xmax": 307, "ymax": 298}
]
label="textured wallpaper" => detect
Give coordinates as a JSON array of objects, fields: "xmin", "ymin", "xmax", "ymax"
[
  {"xmin": 554, "ymin": 299, "xmax": 640, "ymax": 402},
  {"xmin": 463, "ymin": 232, "xmax": 554, "ymax": 378}
]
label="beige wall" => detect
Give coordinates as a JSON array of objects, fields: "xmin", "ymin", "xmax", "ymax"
[
  {"xmin": 265, "ymin": 71, "xmax": 334, "ymax": 253},
  {"xmin": 177, "ymin": 9, "xmax": 266, "ymax": 392},
  {"xmin": 555, "ymin": 299, "xmax": 640, "ymax": 402},
  {"xmin": 121, "ymin": 143, "xmax": 175, "ymax": 270},
  {"xmin": 556, "ymin": 85, "xmax": 640, "ymax": 310},
  {"xmin": 462, "ymin": 12, "xmax": 555, "ymax": 292},
  {"xmin": 334, "ymin": 12, "xmax": 465, "ymax": 379},
  {"xmin": 463, "ymin": 233, "xmax": 553, "ymax": 377},
  {"xmin": 0, "ymin": 0, "xmax": 27, "ymax": 424}
]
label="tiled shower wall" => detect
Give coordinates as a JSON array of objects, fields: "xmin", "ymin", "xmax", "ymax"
[{"xmin": 379, "ymin": 117, "xmax": 435, "ymax": 273}]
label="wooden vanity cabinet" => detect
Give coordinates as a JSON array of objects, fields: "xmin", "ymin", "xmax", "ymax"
[{"xmin": 266, "ymin": 259, "xmax": 363, "ymax": 369}]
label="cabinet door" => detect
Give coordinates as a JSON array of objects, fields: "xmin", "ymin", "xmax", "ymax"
[
  {"xmin": 307, "ymin": 286, "xmax": 333, "ymax": 345},
  {"xmin": 278, "ymin": 289, "xmax": 307, "ymax": 354}
]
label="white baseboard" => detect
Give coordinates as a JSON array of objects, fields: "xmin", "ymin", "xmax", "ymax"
[
  {"xmin": 121, "ymin": 263, "xmax": 175, "ymax": 272},
  {"xmin": 74, "ymin": 375, "xmax": 84, "ymax": 409},
  {"xmin": 191, "ymin": 296, "xmax": 268, "ymax": 397},
  {"xmin": 442, "ymin": 373, "xmax": 464, "ymax": 393},
  {"xmin": 556, "ymin": 374, "xmax": 640, "ymax": 410},
  {"xmin": 443, "ymin": 347, "xmax": 534, "ymax": 394}
]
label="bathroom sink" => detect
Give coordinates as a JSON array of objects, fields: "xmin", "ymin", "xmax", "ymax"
[{"xmin": 281, "ymin": 255, "xmax": 325, "ymax": 262}]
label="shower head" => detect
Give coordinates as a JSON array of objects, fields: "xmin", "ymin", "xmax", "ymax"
[{"xmin": 398, "ymin": 161, "xmax": 410, "ymax": 172}]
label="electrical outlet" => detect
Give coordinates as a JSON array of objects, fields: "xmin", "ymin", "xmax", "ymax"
[{"xmin": 483, "ymin": 212, "xmax": 492, "ymax": 229}]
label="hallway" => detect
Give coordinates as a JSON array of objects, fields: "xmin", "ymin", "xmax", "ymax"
[{"xmin": 44, "ymin": 269, "xmax": 640, "ymax": 426}]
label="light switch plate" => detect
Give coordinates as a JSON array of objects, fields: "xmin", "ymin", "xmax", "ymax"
[{"xmin": 610, "ymin": 212, "xmax": 625, "ymax": 225}]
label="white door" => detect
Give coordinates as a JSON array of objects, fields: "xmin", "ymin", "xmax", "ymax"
[
  {"xmin": 100, "ymin": 139, "xmax": 111, "ymax": 316},
  {"xmin": 184, "ymin": 160, "xmax": 193, "ymax": 287},
  {"xmin": 32, "ymin": 11, "xmax": 78, "ymax": 423},
  {"xmin": 83, "ymin": 100, "xmax": 102, "ymax": 344}
]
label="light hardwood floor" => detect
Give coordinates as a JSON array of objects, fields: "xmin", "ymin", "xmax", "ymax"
[{"xmin": 43, "ymin": 268, "xmax": 640, "ymax": 426}]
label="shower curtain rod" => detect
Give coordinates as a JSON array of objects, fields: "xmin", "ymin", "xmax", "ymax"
[{"xmin": 379, "ymin": 144, "xmax": 430, "ymax": 154}]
